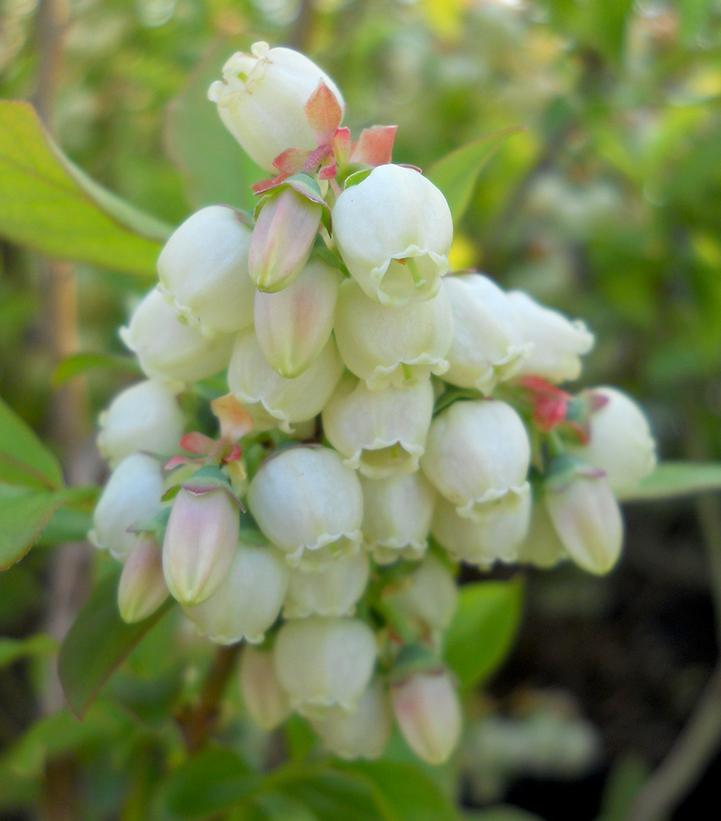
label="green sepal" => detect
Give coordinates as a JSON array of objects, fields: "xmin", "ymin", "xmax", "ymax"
[
  {"xmin": 183, "ymin": 464, "xmax": 236, "ymax": 496},
  {"xmin": 390, "ymin": 643, "xmax": 443, "ymax": 684},
  {"xmin": 545, "ymin": 453, "xmax": 600, "ymax": 491},
  {"xmin": 433, "ymin": 386, "xmax": 483, "ymax": 417},
  {"xmin": 342, "ymin": 167, "xmax": 373, "ymax": 188}
]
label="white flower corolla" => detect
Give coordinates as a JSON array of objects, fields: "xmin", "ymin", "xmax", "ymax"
[
  {"xmin": 254, "ymin": 259, "xmax": 341, "ymax": 377},
  {"xmin": 248, "ymin": 446, "xmax": 363, "ymax": 567},
  {"xmin": 157, "ymin": 205, "xmax": 255, "ymax": 336},
  {"xmin": 120, "ymin": 289, "xmax": 233, "ymax": 388},
  {"xmin": 227, "ymin": 330, "xmax": 343, "ymax": 433},
  {"xmin": 508, "ymin": 291, "xmax": 594, "ymax": 383},
  {"xmin": 322, "ymin": 375, "xmax": 434, "ymax": 478},
  {"xmin": 89, "ymin": 453, "xmax": 164, "ymax": 561},
  {"xmin": 431, "ymin": 490, "xmax": 532, "ymax": 567},
  {"xmin": 310, "ymin": 679, "xmax": 392, "ymax": 760},
  {"xmin": 334, "ymin": 279, "xmax": 453, "ymax": 390},
  {"xmin": 544, "ymin": 472, "xmax": 623, "ymax": 576},
  {"xmin": 361, "ymin": 472, "xmax": 435, "ymax": 564},
  {"xmin": 184, "ymin": 543, "xmax": 289, "ymax": 644},
  {"xmin": 443, "ymin": 273, "xmax": 530, "ymax": 394},
  {"xmin": 332, "ymin": 164, "xmax": 453, "ymax": 305},
  {"xmin": 515, "ymin": 501, "xmax": 567, "ymax": 569},
  {"xmin": 117, "ymin": 537, "xmax": 168, "ymax": 624},
  {"xmin": 391, "ymin": 669, "xmax": 462, "ymax": 765},
  {"xmin": 422, "ymin": 400, "xmax": 531, "ymax": 521},
  {"xmin": 96, "ymin": 379, "xmax": 184, "ymax": 466},
  {"xmin": 284, "ymin": 552, "xmax": 369, "ymax": 619},
  {"xmin": 162, "ymin": 487, "xmax": 239, "ymax": 606},
  {"xmin": 387, "ymin": 555, "xmax": 457, "ymax": 635},
  {"xmin": 573, "ymin": 387, "xmax": 656, "ymax": 497},
  {"xmin": 239, "ymin": 646, "xmax": 291, "ymax": 731},
  {"xmin": 273, "ymin": 617, "xmax": 377, "ymax": 713},
  {"xmin": 208, "ymin": 41, "xmax": 344, "ymax": 171}
]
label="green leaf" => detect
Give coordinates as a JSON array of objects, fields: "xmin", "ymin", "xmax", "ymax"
[
  {"xmin": 0, "ymin": 395, "xmax": 63, "ymax": 489},
  {"xmin": 621, "ymin": 462, "xmax": 721, "ymax": 502},
  {"xmin": 0, "ymin": 486, "xmax": 66, "ymax": 569},
  {"xmin": 58, "ymin": 569, "xmax": 172, "ymax": 718},
  {"xmin": 52, "ymin": 351, "xmax": 141, "ymax": 387},
  {"xmin": 0, "ymin": 100, "xmax": 170, "ymax": 275},
  {"xmin": 445, "ymin": 579, "xmax": 524, "ymax": 688},
  {"xmin": 37, "ymin": 505, "xmax": 94, "ymax": 546},
  {"xmin": 165, "ymin": 43, "xmax": 264, "ymax": 212},
  {"xmin": 0, "ymin": 634, "xmax": 57, "ymax": 669},
  {"xmin": 464, "ymin": 808, "xmax": 542, "ymax": 821},
  {"xmin": 273, "ymin": 767, "xmax": 386, "ymax": 821},
  {"xmin": 427, "ymin": 127, "xmax": 524, "ymax": 222},
  {"xmin": 596, "ymin": 754, "xmax": 650, "ymax": 821}
]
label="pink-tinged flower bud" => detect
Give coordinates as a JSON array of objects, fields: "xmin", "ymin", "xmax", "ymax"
[
  {"xmin": 322, "ymin": 375, "xmax": 434, "ymax": 478},
  {"xmin": 515, "ymin": 500, "xmax": 567, "ymax": 569},
  {"xmin": 284, "ymin": 552, "xmax": 369, "ymax": 619},
  {"xmin": 120, "ymin": 288, "xmax": 233, "ymax": 388},
  {"xmin": 183, "ymin": 542, "xmax": 288, "ymax": 643},
  {"xmin": 391, "ymin": 669, "xmax": 462, "ymax": 765},
  {"xmin": 117, "ymin": 536, "xmax": 168, "ymax": 623},
  {"xmin": 273, "ymin": 617, "xmax": 377, "ymax": 713},
  {"xmin": 249, "ymin": 189, "xmax": 323, "ymax": 292},
  {"xmin": 572, "ymin": 387, "xmax": 656, "ymax": 497},
  {"xmin": 162, "ymin": 486, "xmax": 239, "ymax": 605},
  {"xmin": 157, "ymin": 206, "xmax": 254, "ymax": 336},
  {"xmin": 334, "ymin": 279, "xmax": 453, "ymax": 390},
  {"xmin": 239, "ymin": 646, "xmax": 291, "ymax": 731},
  {"xmin": 431, "ymin": 490, "xmax": 531, "ymax": 568},
  {"xmin": 97, "ymin": 379, "xmax": 184, "ymax": 467},
  {"xmin": 444, "ymin": 274, "xmax": 530, "ymax": 394},
  {"xmin": 387, "ymin": 555, "xmax": 457, "ymax": 638},
  {"xmin": 361, "ymin": 472, "xmax": 435, "ymax": 564},
  {"xmin": 89, "ymin": 453, "xmax": 164, "ymax": 560},
  {"xmin": 208, "ymin": 42, "xmax": 344, "ymax": 172},
  {"xmin": 248, "ymin": 447, "xmax": 363, "ymax": 568},
  {"xmin": 544, "ymin": 472, "xmax": 623, "ymax": 575},
  {"xmin": 508, "ymin": 291, "xmax": 594, "ymax": 384},
  {"xmin": 310, "ymin": 679, "xmax": 392, "ymax": 760},
  {"xmin": 332, "ymin": 164, "xmax": 453, "ymax": 305},
  {"xmin": 422, "ymin": 400, "xmax": 531, "ymax": 521},
  {"xmin": 254, "ymin": 259, "xmax": 341, "ymax": 377},
  {"xmin": 228, "ymin": 330, "xmax": 343, "ymax": 433}
]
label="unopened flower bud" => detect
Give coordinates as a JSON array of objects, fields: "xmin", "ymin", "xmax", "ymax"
[
  {"xmin": 254, "ymin": 259, "xmax": 341, "ymax": 377},
  {"xmin": 391, "ymin": 669, "xmax": 461, "ymax": 765},
  {"xmin": 284, "ymin": 552, "xmax": 369, "ymax": 619},
  {"xmin": 444, "ymin": 273, "xmax": 529, "ymax": 394},
  {"xmin": 120, "ymin": 288, "xmax": 233, "ymax": 387},
  {"xmin": 509, "ymin": 291, "xmax": 594, "ymax": 383},
  {"xmin": 361, "ymin": 472, "xmax": 435, "ymax": 564},
  {"xmin": 208, "ymin": 42, "xmax": 344, "ymax": 172},
  {"xmin": 310, "ymin": 679, "xmax": 392, "ymax": 760},
  {"xmin": 322, "ymin": 375, "xmax": 433, "ymax": 478},
  {"xmin": 97, "ymin": 379, "xmax": 184, "ymax": 466},
  {"xmin": 332, "ymin": 164, "xmax": 453, "ymax": 305},
  {"xmin": 162, "ymin": 486, "xmax": 239, "ymax": 605},
  {"xmin": 249, "ymin": 189, "xmax": 323, "ymax": 292},
  {"xmin": 228, "ymin": 330, "xmax": 342, "ymax": 433},
  {"xmin": 89, "ymin": 453, "xmax": 164, "ymax": 560},
  {"xmin": 273, "ymin": 617, "xmax": 377, "ymax": 713},
  {"xmin": 422, "ymin": 400, "xmax": 531, "ymax": 521},
  {"xmin": 334, "ymin": 279, "xmax": 453, "ymax": 390},
  {"xmin": 573, "ymin": 387, "xmax": 656, "ymax": 496},
  {"xmin": 239, "ymin": 646, "xmax": 291, "ymax": 731},
  {"xmin": 515, "ymin": 501, "xmax": 567, "ymax": 569},
  {"xmin": 248, "ymin": 447, "xmax": 363, "ymax": 567},
  {"xmin": 386, "ymin": 555, "xmax": 457, "ymax": 636},
  {"xmin": 184, "ymin": 542, "xmax": 288, "ymax": 643},
  {"xmin": 157, "ymin": 206, "xmax": 255, "ymax": 336},
  {"xmin": 117, "ymin": 536, "xmax": 168, "ymax": 623}
]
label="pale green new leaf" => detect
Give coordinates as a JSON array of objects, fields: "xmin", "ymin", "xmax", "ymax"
[{"xmin": 621, "ymin": 462, "xmax": 721, "ymax": 502}]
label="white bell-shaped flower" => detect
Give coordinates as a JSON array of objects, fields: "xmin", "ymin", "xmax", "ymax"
[
  {"xmin": 422, "ymin": 400, "xmax": 531, "ymax": 520},
  {"xmin": 444, "ymin": 273, "xmax": 530, "ymax": 394},
  {"xmin": 184, "ymin": 543, "xmax": 289, "ymax": 644},
  {"xmin": 361, "ymin": 472, "xmax": 435, "ymax": 564},
  {"xmin": 117, "ymin": 536, "xmax": 168, "ymax": 624},
  {"xmin": 157, "ymin": 205, "xmax": 255, "ymax": 336},
  {"xmin": 386, "ymin": 555, "xmax": 457, "ymax": 635},
  {"xmin": 239, "ymin": 646, "xmax": 291, "ymax": 731},
  {"xmin": 248, "ymin": 446, "xmax": 363, "ymax": 567},
  {"xmin": 89, "ymin": 453, "xmax": 164, "ymax": 561},
  {"xmin": 322, "ymin": 375, "xmax": 434, "ymax": 478},
  {"xmin": 284, "ymin": 552, "xmax": 370, "ymax": 619},
  {"xmin": 332, "ymin": 164, "xmax": 453, "ymax": 305},
  {"xmin": 208, "ymin": 41, "xmax": 344, "ymax": 171},
  {"xmin": 97, "ymin": 379, "xmax": 184, "ymax": 466},
  {"xmin": 334, "ymin": 279, "xmax": 453, "ymax": 390},
  {"xmin": 120, "ymin": 288, "xmax": 233, "ymax": 388},
  {"xmin": 227, "ymin": 330, "xmax": 343, "ymax": 433},
  {"xmin": 509, "ymin": 291, "xmax": 594, "ymax": 383},
  {"xmin": 273, "ymin": 617, "xmax": 377, "ymax": 713}
]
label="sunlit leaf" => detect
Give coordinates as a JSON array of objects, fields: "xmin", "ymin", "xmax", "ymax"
[
  {"xmin": 52, "ymin": 351, "xmax": 141, "ymax": 387},
  {"xmin": 621, "ymin": 462, "xmax": 721, "ymax": 502},
  {"xmin": 0, "ymin": 486, "xmax": 65, "ymax": 569}
]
